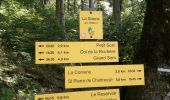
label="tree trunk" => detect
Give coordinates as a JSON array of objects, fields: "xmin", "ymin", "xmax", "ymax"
[
  {"xmin": 126, "ymin": 0, "xmax": 170, "ymax": 100},
  {"xmin": 56, "ymin": 0, "xmax": 61, "ymax": 23},
  {"xmin": 73, "ymin": 0, "xmax": 77, "ymax": 12},
  {"xmin": 89, "ymin": 0, "xmax": 94, "ymax": 10},
  {"xmin": 134, "ymin": 0, "xmax": 170, "ymax": 70},
  {"xmin": 113, "ymin": 0, "xmax": 122, "ymax": 33},
  {"xmin": 56, "ymin": 0, "xmax": 65, "ymax": 31},
  {"xmin": 61, "ymin": 0, "xmax": 65, "ymax": 30}
]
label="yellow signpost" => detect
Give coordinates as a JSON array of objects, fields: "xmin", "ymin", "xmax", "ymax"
[
  {"xmin": 80, "ymin": 11, "xmax": 103, "ymax": 39},
  {"xmin": 34, "ymin": 89, "xmax": 120, "ymax": 100},
  {"xmin": 35, "ymin": 41, "xmax": 119, "ymax": 64},
  {"xmin": 34, "ymin": 10, "xmax": 145, "ymax": 100},
  {"xmin": 65, "ymin": 64, "xmax": 144, "ymax": 89}
]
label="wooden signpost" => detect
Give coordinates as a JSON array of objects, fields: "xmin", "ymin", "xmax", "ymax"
[
  {"xmin": 34, "ymin": 11, "xmax": 145, "ymax": 100},
  {"xmin": 35, "ymin": 89, "xmax": 120, "ymax": 100},
  {"xmin": 35, "ymin": 42, "xmax": 118, "ymax": 64},
  {"xmin": 65, "ymin": 64, "xmax": 144, "ymax": 88}
]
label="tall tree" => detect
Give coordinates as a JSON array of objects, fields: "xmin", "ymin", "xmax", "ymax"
[
  {"xmin": 126, "ymin": 0, "xmax": 170, "ymax": 100},
  {"xmin": 56, "ymin": 0, "xmax": 65, "ymax": 31},
  {"xmin": 56, "ymin": 0, "xmax": 61, "ymax": 22},
  {"xmin": 113, "ymin": 0, "xmax": 122, "ymax": 33},
  {"xmin": 61, "ymin": 0, "xmax": 65, "ymax": 30}
]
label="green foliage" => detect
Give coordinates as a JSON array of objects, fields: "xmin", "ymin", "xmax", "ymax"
[
  {"xmin": 14, "ymin": 76, "xmax": 41, "ymax": 100},
  {"xmin": 0, "ymin": 0, "xmax": 65, "ymax": 53},
  {"xmin": 0, "ymin": 0, "xmax": 42, "ymax": 53},
  {"xmin": 104, "ymin": 0, "xmax": 145, "ymax": 63},
  {"xmin": 0, "ymin": 0, "xmax": 64, "ymax": 99},
  {"xmin": 64, "ymin": 12, "xmax": 79, "ymax": 41},
  {"xmin": 120, "ymin": 0, "xmax": 145, "ymax": 63},
  {"xmin": 0, "ymin": 83, "xmax": 15, "ymax": 100}
]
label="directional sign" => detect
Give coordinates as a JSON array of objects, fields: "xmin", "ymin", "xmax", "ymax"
[
  {"xmin": 80, "ymin": 11, "xmax": 103, "ymax": 39},
  {"xmin": 34, "ymin": 89, "xmax": 120, "ymax": 100},
  {"xmin": 35, "ymin": 42, "xmax": 118, "ymax": 64},
  {"xmin": 65, "ymin": 64, "xmax": 145, "ymax": 89}
]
